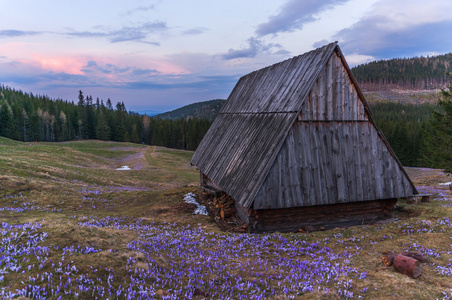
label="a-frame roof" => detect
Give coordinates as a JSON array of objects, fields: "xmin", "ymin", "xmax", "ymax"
[
  {"xmin": 191, "ymin": 43, "xmax": 339, "ymax": 207},
  {"xmin": 191, "ymin": 42, "xmax": 416, "ymax": 209}
]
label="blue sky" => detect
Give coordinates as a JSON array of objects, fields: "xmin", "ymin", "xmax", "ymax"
[{"xmin": 1, "ymin": 0, "xmax": 452, "ymax": 114}]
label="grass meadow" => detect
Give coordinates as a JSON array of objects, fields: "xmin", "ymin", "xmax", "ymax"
[{"xmin": 0, "ymin": 137, "xmax": 451, "ymax": 299}]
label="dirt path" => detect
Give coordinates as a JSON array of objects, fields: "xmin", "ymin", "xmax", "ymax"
[{"xmin": 110, "ymin": 146, "xmax": 152, "ymax": 170}]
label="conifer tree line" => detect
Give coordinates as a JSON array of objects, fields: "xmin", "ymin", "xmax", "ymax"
[
  {"xmin": 352, "ymin": 54, "xmax": 452, "ymax": 89},
  {"xmin": 368, "ymin": 101, "xmax": 433, "ymax": 167},
  {"xmin": 421, "ymin": 87, "xmax": 452, "ymax": 173},
  {"xmin": 0, "ymin": 86, "xmax": 211, "ymax": 151}
]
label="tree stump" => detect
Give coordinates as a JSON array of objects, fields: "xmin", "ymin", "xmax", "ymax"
[{"xmin": 393, "ymin": 254, "xmax": 422, "ymax": 278}]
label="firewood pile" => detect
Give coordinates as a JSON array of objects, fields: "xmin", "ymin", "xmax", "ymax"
[
  {"xmin": 199, "ymin": 193, "xmax": 247, "ymax": 232},
  {"xmin": 382, "ymin": 251, "xmax": 424, "ymax": 278},
  {"xmin": 214, "ymin": 194, "xmax": 235, "ymax": 219}
]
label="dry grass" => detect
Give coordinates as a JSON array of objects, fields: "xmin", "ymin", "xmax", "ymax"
[{"xmin": 1, "ymin": 136, "xmax": 452, "ymax": 299}]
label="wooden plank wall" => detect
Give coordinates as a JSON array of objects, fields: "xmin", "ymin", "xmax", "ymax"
[
  {"xmin": 253, "ymin": 52, "xmax": 415, "ymax": 210},
  {"xmin": 254, "ymin": 122, "xmax": 414, "ymax": 209},
  {"xmin": 300, "ymin": 52, "xmax": 367, "ymax": 121},
  {"xmin": 248, "ymin": 199, "xmax": 397, "ymax": 233}
]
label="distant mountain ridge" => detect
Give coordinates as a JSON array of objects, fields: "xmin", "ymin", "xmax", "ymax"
[{"xmin": 155, "ymin": 99, "xmax": 226, "ymax": 121}]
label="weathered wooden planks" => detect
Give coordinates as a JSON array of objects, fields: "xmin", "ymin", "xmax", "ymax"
[
  {"xmin": 299, "ymin": 51, "xmax": 367, "ymax": 122},
  {"xmin": 253, "ymin": 121, "xmax": 417, "ymax": 209}
]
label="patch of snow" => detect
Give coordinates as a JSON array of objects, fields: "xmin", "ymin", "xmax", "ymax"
[
  {"xmin": 116, "ymin": 166, "xmax": 131, "ymax": 170},
  {"xmin": 439, "ymin": 182, "xmax": 452, "ymax": 186},
  {"xmin": 183, "ymin": 193, "xmax": 198, "ymax": 205},
  {"xmin": 184, "ymin": 193, "xmax": 208, "ymax": 215},
  {"xmin": 194, "ymin": 206, "xmax": 209, "ymax": 215}
]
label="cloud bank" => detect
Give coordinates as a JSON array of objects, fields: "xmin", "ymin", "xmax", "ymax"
[
  {"xmin": 0, "ymin": 30, "xmax": 41, "ymax": 37},
  {"xmin": 334, "ymin": 0, "xmax": 452, "ymax": 60},
  {"xmin": 222, "ymin": 37, "xmax": 283, "ymax": 60},
  {"xmin": 123, "ymin": 5, "xmax": 156, "ymax": 16},
  {"xmin": 66, "ymin": 21, "xmax": 166, "ymax": 44},
  {"xmin": 256, "ymin": 0, "xmax": 349, "ymax": 37}
]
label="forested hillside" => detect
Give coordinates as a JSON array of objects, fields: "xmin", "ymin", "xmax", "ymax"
[
  {"xmin": 368, "ymin": 102, "xmax": 433, "ymax": 167},
  {"xmin": 352, "ymin": 53, "xmax": 452, "ymax": 90},
  {"xmin": 0, "ymin": 85, "xmax": 211, "ymax": 151},
  {"xmin": 156, "ymin": 99, "xmax": 226, "ymax": 121}
]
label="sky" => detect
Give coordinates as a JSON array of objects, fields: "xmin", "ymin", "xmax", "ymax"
[{"xmin": 1, "ymin": 0, "xmax": 452, "ymax": 114}]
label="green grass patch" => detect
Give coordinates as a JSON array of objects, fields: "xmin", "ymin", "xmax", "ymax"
[{"xmin": 63, "ymin": 140, "xmax": 146, "ymax": 158}]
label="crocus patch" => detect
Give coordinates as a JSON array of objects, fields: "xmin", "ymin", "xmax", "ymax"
[{"xmin": 1, "ymin": 217, "xmax": 369, "ymax": 299}]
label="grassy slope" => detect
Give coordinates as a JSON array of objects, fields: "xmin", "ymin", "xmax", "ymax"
[
  {"xmin": 0, "ymin": 138, "xmax": 203, "ymax": 222},
  {"xmin": 0, "ymin": 137, "xmax": 452, "ymax": 299}
]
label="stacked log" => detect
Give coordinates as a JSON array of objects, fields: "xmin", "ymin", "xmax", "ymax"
[
  {"xmin": 382, "ymin": 253, "xmax": 396, "ymax": 266},
  {"xmin": 401, "ymin": 252, "xmax": 425, "ymax": 263},
  {"xmin": 382, "ymin": 252, "xmax": 424, "ymax": 278},
  {"xmin": 394, "ymin": 255, "xmax": 422, "ymax": 278},
  {"xmin": 203, "ymin": 192, "xmax": 247, "ymax": 232},
  {"xmin": 214, "ymin": 194, "xmax": 235, "ymax": 219}
]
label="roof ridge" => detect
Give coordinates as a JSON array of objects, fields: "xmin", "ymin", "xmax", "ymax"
[{"xmin": 238, "ymin": 41, "xmax": 338, "ymax": 80}]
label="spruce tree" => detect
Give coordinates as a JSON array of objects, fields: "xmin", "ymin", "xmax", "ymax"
[
  {"xmin": 86, "ymin": 95, "xmax": 96, "ymax": 139},
  {"xmin": 114, "ymin": 102, "xmax": 126, "ymax": 141},
  {"xmin": 422, "ymin": 80, "xmax": 452, "ymax": 173},
  {"xmin": 0, "ymin": 102, "xmax": 12, "ymax": 137},
  {"xmin": 77, "ymin": 90, "xmax": 86, "ymax": 139},
  {"xmin": 95, "ymin": 110, "xmax": 111, "ymax": 140},
  {"xmin": 130, "ymin": 123, "xmax": 141, "ymax": 143}
]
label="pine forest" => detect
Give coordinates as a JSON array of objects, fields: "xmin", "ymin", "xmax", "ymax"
[{"xmin": 0, "ymin": 86, "xmax": 211, "ymax": 151}]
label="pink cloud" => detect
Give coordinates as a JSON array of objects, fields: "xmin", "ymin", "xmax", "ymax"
[
  {"xmin": 1, "ymin": 43, "xmax": 85, "ymax": 75},
  {"xmin": 116, "ymin": 55, "xmax": 189, "ymax": 75},
  {"xmin": 32, "ymin": 55, "xmax": 86, "ymax": 75},
  {"xmin": 1, "ymin": 40, "xmax": 187, "ymax": 77}
]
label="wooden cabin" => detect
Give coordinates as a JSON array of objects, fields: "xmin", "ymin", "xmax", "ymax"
[{"xmin": 191, "ymin": 42, "xmax": 417, "ymax": 232}]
